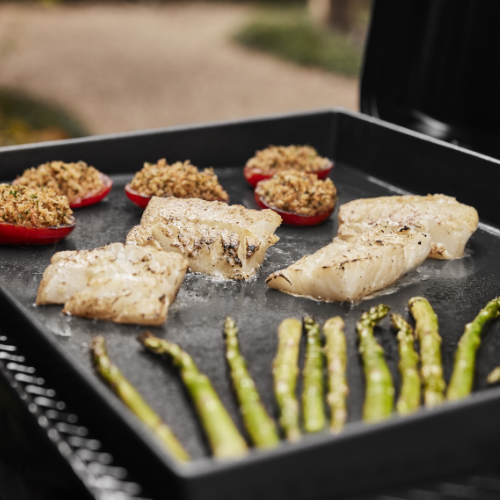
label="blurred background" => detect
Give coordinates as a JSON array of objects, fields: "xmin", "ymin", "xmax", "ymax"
[{"xmin": 0, "ymin": 0, "xmax": 371, "ymax": 147}]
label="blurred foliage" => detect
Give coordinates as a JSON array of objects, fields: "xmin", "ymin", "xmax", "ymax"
[
  {"xmin": 234, "ymin": 7, "xmax": 364, "ymax": 77},
  {"xmin": 0, "ymin": 90, "xmax": 88, "ymax": 147},
  {"xmin": 1, "ymin": 0, "xmax": 308, "ymax": 3}
]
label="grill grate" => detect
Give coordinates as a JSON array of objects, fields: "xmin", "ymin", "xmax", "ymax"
[
  {"xmin": 0, "ymin": 332, "xmax": 151, "ymax": 500},
  {"xmin": 354, "ymin": 472, "xmax": 500, "ymax": 500}
]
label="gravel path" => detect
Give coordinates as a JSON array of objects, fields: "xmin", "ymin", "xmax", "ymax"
[{"xmin": 0, "ymin": 2, "xmax": 358, "ymax": 136}]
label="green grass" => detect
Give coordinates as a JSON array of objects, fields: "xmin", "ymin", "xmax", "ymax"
[
  {"xmin": 234, "ymin": 8, "xmax": 363, "ymax": 78},
  {"xmin": 0, "ymin": 89, "xmax": 88, "ymax": 147}
]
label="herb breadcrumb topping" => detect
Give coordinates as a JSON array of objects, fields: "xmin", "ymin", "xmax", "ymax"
[
  {"xmin": 14, "ymin": 161, "xmax": 104, "ymax": 204},
  {"xmin": 246, "ymin": 145, "xmax": 330, "ymax": 174},
  {"xmin": 0, "ymin": 184, "xmax": 73, "ymax": 228},
  {"xmin": 129, "ymin": 159, "xmax": 229, "ymax": 202},
  {"xmin": 256, "ymin": 170, "xmax": 336, "ymax": 216}
]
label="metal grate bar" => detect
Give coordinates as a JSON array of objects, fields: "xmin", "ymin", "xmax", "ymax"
[{"xmin": 0, "ymin": 330, "xmax": 152, "ymax": 500}]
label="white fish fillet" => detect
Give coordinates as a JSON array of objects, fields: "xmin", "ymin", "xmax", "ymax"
[
  {"xmin": 36, "ymin": 242, "xmax": 188, "ymax": 325},
  {"xmin": 338, "ymin": 194, "xmax": 478, "ymax": 259},
  {"xmin": 126, "ymin": 197, "xmax": 282, "ymax": 280},
  {"xmin": 266, "ymin": 226, "xmax": 432, "ymax": 302}
]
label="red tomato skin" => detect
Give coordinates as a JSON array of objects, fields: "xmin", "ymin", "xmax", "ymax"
[
  {"xmin": 254, "ymin": 191, "xmax": 333, "ymax": 226},
  {"xmin": 70, "ymin": 174, "xmax": 113, "ymax": 209},
  {"xmin": 124, "ymin": 184, "xmax": 153, "ymax": 209},
  {"xmin": 0, "ymin": 217, "xmax": 76, "ymax": 245}
]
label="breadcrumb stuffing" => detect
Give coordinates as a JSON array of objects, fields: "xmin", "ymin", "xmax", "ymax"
[
  {"xmin": 256, "ymin": 170, "xmax": 337, "ymax": 216},
  {"xmin": 246, "ymin": 145, "xmax": 330, "ymax": 174},
  {"xmin": 129, "ymin": 159, "xmax": 229, "ymax": 202},
  {"xmin": 14, "ymin": 161, "xmax": 104, "ymax": 204},
  {"xmin": 0, "ymin": 184, "xmax": 73, "ymax": 228}
]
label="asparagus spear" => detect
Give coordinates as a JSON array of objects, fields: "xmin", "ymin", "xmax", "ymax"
[
  {"xmin": 223, "ymin": 317, "xmax": 279, "ymax": 449},
  {"xmin": 138, "ymin": 331, "xmax": 248, "ymax": 459},
  {"xmin": 409, "ymin": 297, "xmax": 446, "ymax": 408},
  {"xmin": 487, "ymin": 367, "xmax": 500, "ymax": 385},
  {"xmin": 356, "ymin": 304, "xmax": 394, "ymax": 423},
  {"xmin": 390, "ymin": 313, "xmax": 421, "ymax": 415},
  {"xmin": 323, "ymin": 317, "xmax": 348, "ymax": 433},
  {"xmin": 447, "ymin": 297, "xmax": 500, "ymax": 400},
  {"xmin": 90, "ymin": 336, "xmax": 189, "ymax": 462},
  {"xmin": 302, "ymin": 317, "xmax": 326, "ymax": 433},
  {"xmin": 273, "ymin": 318, "xmax": 302, "ymax": 441}
]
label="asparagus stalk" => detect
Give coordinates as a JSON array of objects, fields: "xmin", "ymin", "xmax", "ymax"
[
  {"xmin": 409, "ymin": 297, "xmax": 446, "ymax": 408},
  {"xmin": 356, "ymin": 304, "xmax": 394, "ymax": 423},
  {"xmin": 223, "ymin": 317, "xmax": 279, "ymax": 449},
  {"xmin": 90, "ymin": 336, "xmax": 189, "ymax": 462},
  {"xmin": 390, "ymin": 313, "xmax": 421, "ymax": 415},
  {"xmin": 273, "ymin": 318, "xmax": 302, "ymax": 441},
  {"xmin": 302, "ymin": 317, "xmax": 326, "ymax": 433},
  {"xmin": 138, "ymin": 331, "xmax": 248, "ymax": 459},
  {"xmin": 447, "ymin": 297, "xmax": 500, "ymax": 400},
  {"xmin": 323, "ymin": 317, "xmax": 348, "ymax": 433},
  {"xmin": 487, "ymin": 367, "xmax": 500, "ymax": 385}
]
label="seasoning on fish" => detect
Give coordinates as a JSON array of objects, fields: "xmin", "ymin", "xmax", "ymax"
[
  {"xmin": 266, "ymin": 226, "xmax": 431, "ymax": 302},
  {"xmin": 36, "ymin": 242, "xmax": 188, "ymax": 326},
  {"xmin": 127, "ymin": 197, "xmax": 281, "ymax": 280},
  {"xmin": 338, "ymin": 194, "xmax": 478, "ymax": 259}
]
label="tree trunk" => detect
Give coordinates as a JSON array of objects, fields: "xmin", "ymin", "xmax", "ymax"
[{"xmin": 328, "ymin": 0, "xmax": 352, "ymax": 32}]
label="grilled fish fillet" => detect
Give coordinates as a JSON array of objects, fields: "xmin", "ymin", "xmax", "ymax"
[
  {"xmin": 338, "ymin": 194, "xmax": 478, "ymax": 259},
  {"xmin": 266, "ymin": 226, "xmax": 432, "ymax": 302},
  {"xmin": 36, "ymin": 242, "xmax": 188, "ymax": 325},
  {"xmin": 126, "ymin": 197, "xmax": 282, "ymax": 280}
]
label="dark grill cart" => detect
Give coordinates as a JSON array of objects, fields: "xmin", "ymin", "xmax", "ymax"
[
  {"xmin": 361, "ymin": 0, "xmax": 500, "ymax": 159},
  {"xmin": 3, "ymin": 2, "xmax": 500, "ymax": 500}
]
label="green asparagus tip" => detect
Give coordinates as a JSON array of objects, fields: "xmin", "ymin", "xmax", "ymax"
[
  {"xmin": 223, "ymin": 316, "xmax": 280, "ymax": 449},
  {"xmin": 408, "ymin": 296, "xmax": 425, "ymax": 307},
  {"xmin": 90, "ymin": 335, "xmax": 106, "ymax": 358},
  {"xmin": 224, "ymin": 317, "xmax": 238, "ymax": 337},
  {"xmin": 390, "ymin": 313, "xmax": 413, "ymax": 336},
  {"xmin": 274, "ymin": 318, "xmax": 302, "ymax": 441},
  {"xmin": 138, "ymin": 330, "xmax": 161, "ymax": 351},
  {"xmin": 323, "ymin": 316, "xmax": 348, "ymax": 433},
  {"xmin": 302, "ymin": 316, "xmax": 325, "ymax": 433},
  {"xmin": 360, "ymin": 304, "xmax": 390, "ymax": 325},
  {"xmin": 324, "ymin": 316, "xmax": 345, "ymax": 331},
  {"xmin": 390, "ymin": 313, "xmax": 421, "ymax": 415},
  {"xmin": 409, "ymin": 297, "xmax": 445, "ymax": 408},
  {"xmin": 138, "ymin": 330, "xmax": 154, "ymax": 344},
  {"xmin": 357, "ymin": 304, "xmax": 394, "ymax": 423}
]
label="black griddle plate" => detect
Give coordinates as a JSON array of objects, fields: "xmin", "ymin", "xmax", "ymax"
[{"xmin": 2, "ymin": 109, "xmax": 500, "ymax": 500}]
